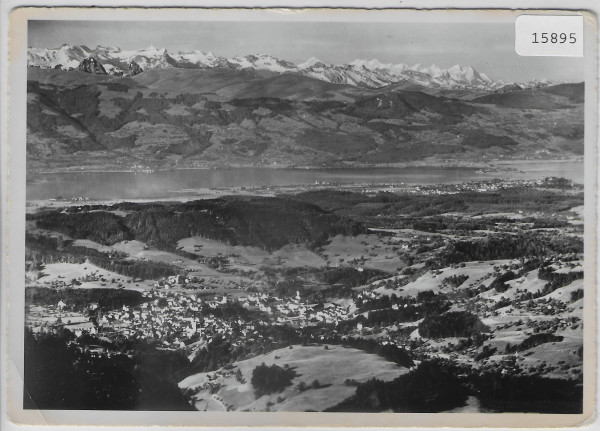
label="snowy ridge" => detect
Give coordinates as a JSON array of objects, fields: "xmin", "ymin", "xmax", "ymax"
[{"xmin": 27, "ymin": 44, "xmax": 550, "ymax": 90}]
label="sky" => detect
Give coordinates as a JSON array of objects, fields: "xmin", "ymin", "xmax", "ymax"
[{"xmin": 28, "ymin": 20, "xmax": 584, "ymax": 82}]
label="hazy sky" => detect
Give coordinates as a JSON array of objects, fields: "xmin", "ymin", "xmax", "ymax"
[{"xmin": 28, "ymin": 20, "xmax": 584, "ymax": 82}]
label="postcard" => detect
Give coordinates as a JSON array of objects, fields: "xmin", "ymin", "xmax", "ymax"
[{"xmin": 3, "ymin": 3, "xmax": 598, "ymax": 428}]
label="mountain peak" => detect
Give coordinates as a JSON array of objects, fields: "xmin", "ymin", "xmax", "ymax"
[
  {"xmin": 77, "ymin": 56, "xmax": 108, "ymax": 75},
  {"xmin": 27, "ymin": 44, "xmax": 546, "ymax": 91},
  {"xmin": 299, "ymin": 57, "xmax": 328, "ymax": 69},
  {"xmin": 96, "ymin": 45, "xmax": 121, "ymax": 52},
  {"xmin": 141, "ymin": 45, "xmax": 168, "ymax": 55},
  {"xmin": 351, "ymin": 59, "xmax": 386, "ymax": 69}
]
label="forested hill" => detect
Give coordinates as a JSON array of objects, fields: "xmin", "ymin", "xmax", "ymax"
[
  {"xmin": 27, "ymin": 66, "xmax": 584, "ymax": 171},
  {"xmin": 29, "ymin": 196, "xmax": 367, "ymax": 251}
]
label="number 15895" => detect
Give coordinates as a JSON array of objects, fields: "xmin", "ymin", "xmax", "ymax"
[
  {"xmin": 516, "ymin": 16, "xmax": 583, "ymax": 57},
  {"xmin": 532, "ymin": 32, "xmax": 576, "ymax": 44}
]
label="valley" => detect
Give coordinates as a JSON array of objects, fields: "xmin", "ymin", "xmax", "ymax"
[{"xmin": 25, "ymin": 178, "xmax": 585, "ymax": 413}]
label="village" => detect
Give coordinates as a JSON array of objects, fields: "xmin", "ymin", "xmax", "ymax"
[
  {"xmin": 25, "ymin": 242, "xmax": 583, "ymax": 383},
  {"xmin": 25, "ymin": 280, "xmax": 355, "ymax": 355}
]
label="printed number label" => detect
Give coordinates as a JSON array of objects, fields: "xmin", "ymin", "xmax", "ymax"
[
  {"xmin": 531, "ymin": 32, "xmax": 576, "ymax": 44},
  {"xmin": 516, "ymin": 15, "xmax": 583, "ymax": 57}
]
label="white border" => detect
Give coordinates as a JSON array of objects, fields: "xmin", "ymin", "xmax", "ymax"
[{"xmin": 2, "ymin": 1, "xmax": 599, "ymax": 430}]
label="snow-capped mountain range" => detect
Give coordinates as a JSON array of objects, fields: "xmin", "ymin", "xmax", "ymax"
[{"xmin": 27, "ymin": 44, "xmax": 549, "ymax": 91}]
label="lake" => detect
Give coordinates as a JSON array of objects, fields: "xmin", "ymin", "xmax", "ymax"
[{"xmin": 26, "ymin": 161, "xmax": 584, "ymax": 201}]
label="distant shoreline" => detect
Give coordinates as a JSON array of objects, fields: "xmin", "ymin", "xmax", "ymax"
[{"xmin": 27, "ymin": 158, "xmax": 584, "ymax": 176}]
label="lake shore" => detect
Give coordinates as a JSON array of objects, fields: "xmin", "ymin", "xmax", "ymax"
[
  {"xmin": 26, "ymin": 160, "xmax": 584, "ymax": 202},
  {"xmin": 27, "ymin": 157, "xmax": 583, "ymax": 176}
]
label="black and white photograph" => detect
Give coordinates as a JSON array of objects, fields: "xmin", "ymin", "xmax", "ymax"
[{"xmin": 5, "ymin": 5, "xmax": 597, "ymax": 426}]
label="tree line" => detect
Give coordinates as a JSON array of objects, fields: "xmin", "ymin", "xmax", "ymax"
[
  {"xmin": 328, "ymin": 358, "xmax": 582, "ymax": 413},
  {"xmin": 418, "ymin": 311, "xmax": 489, "ymax": 339},
  {"xmin": 437, "ymin": 233, "xmax": 583, "ymax": 266},
  {"xmin": 24, "ymin": 328, "xmax": 195, "ymax": 410}
]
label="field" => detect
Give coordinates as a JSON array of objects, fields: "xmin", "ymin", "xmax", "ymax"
[
  {"xmin": 179, "ymin": 345, "xmax": 408, "ymax": 412},
  {"xmin": 27, "ymin": 261, "xmax": 155, "ymax": 290}
]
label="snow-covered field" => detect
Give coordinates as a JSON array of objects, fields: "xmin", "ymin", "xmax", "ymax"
[{"xmin": 180, "ymin": 344, "xmax": 408, "ymax": 412}]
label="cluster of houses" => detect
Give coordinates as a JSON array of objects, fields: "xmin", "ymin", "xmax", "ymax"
[
  {"xmin": 27, "ymin": 287, "xmax": 357, "ymax": 352},
  {"xmin": 407, "ymin": 177, "xmax": 577, "ymax": 196},
  {"xmin": 26, "ymin": 304, "xmax": 97, "ymax": 337},
  {"xmin": 238, "ymin": 292, "xmax": 351, "ymax": 326},
  {"xmin": 95, "ymin": 290, "xmax": 238, "ymax": 348}
]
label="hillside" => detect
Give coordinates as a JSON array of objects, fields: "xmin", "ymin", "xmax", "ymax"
[
  {"xmin": 26, "ymin": 68, "xmax": 584, "ymax": 171},
  {"xmin": 472, "ymin": 83, "xmax": 584, "ymax": 109},
  {"xmin": 28, "ymin": 196, "xmax": 367, "ymax": 251},
  {"xmin": 179, "ymin": 345, "xmax": 409, "ymax": 412}
]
